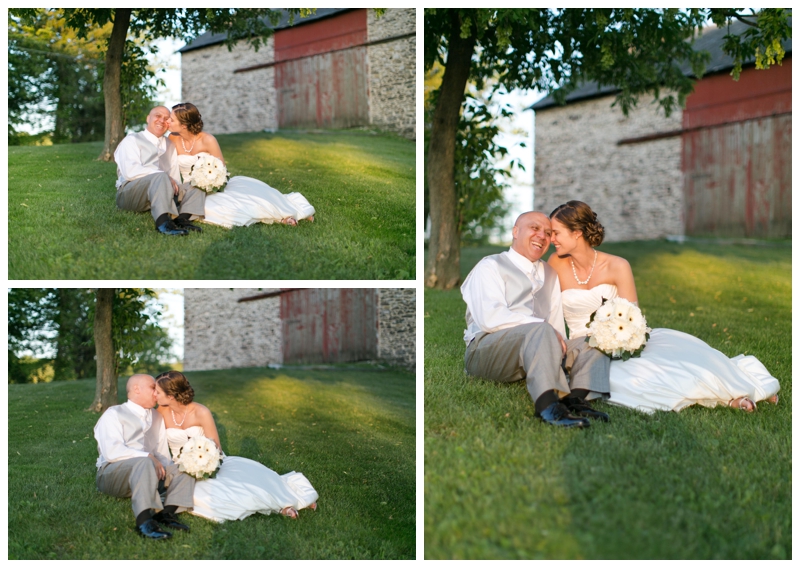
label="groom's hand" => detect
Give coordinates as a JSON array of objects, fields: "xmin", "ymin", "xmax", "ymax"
[
  {"xmin": 170, "ymin": 178, "xmax": 180, "ymax": 196},
  {"xmin": 148, "ymin": 453, "xmax": 166, "ymax": 480}
]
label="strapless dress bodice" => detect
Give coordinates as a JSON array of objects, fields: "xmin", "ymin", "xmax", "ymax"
[
  {"xmin": 177, "ymin": 153, "xmax": 197, "ymax": 178},
  {"xmin": 166, "ymin": 425, "xmax": 206, "ymax": 456},
  {"xmin": 561, "ymin": 283, "xmax": 618, "ymax": 338}
]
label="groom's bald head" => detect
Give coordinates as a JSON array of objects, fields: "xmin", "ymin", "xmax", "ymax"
[
  {"xmin": 127, "ymin": 374, "xmax": 157, "ymax": 408},
  {"xmin": 146, "ymin": 106, "xmax": 170, "ymax": 137}
]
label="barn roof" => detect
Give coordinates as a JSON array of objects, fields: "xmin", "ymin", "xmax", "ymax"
[
  {"xmin": 532, "ymin": 14, "xmax": 792, "ymax": 111},
  {"xmin": 178, "ymin": 8, "xmax": 354, "ymax": 53}
]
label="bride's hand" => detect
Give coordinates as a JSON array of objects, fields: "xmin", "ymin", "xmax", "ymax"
[{"xmin": 554, "ymin": 330, "xmax": 567, "ymax": 356}]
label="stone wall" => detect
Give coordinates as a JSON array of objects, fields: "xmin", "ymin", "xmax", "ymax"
[
  {"xmin": 184, "ymin": 288, "xmax": 282, "ymax": 371},
  {"xmin": 377, "ymin": 288, "xmax": 416, "ymax": 369},
  {"xmin": 181, "ymin": 39, "xmax": 278, "ymax": 135},
  {"xmin": 367, "ymin": 9, "xmax": 416, "ymax": 139},
  {"xmin": 534, "ymin": 95, "xmax": 684, "ymax": 242},
  {"xmin": 184, "ymin": 288, "xmax": 416, "ymax": 371}
]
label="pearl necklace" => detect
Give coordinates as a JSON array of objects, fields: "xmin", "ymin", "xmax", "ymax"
[
  {"xmin": 571, "ymin": 249, "xmax": 598, "ymax": 285},
  {"xmin": 171, "ymin": 408, "xmax": 187, "ymax": 427},
  {"xmin": 181, "ymin": 134, "xmax": 196, "ymax": 153}
]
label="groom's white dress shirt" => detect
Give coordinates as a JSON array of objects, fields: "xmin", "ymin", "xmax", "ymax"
[
  {"xmin": 114, "ymin": 129, "xmax": 181, "ymax": 189},
  {"xmin": 94, "ymin": 400, "xmax": 172, "ymax": 469},
  {"xmin": 461, "ymin": 247, "xmax": 566, "ymax": 345}
]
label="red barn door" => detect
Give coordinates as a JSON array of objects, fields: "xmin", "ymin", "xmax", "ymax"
[
  {"xmin": 274, "ymin": 9, "xmax": 369, "ymax": 129},
  {"xmin": 280, "ymin": 289, "xmax": 378, "ymax": 364}
]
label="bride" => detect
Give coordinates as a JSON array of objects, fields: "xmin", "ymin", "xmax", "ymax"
[
  {"xmin": 547, "ymin": 200, "xmax": 780, "ymax": 413},
  {"xmin": 168, "ymin": 102, "xmax": 315, "ymax": 228},
  {"xmin": 154, "ymin": 371, "xmax": 318, "ymax": 521}
]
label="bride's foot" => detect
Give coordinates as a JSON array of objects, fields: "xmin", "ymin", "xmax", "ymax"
[
  {"xmin": 307, "ymin": 215, "xmax": 314, "ymax": 223},
  {"xmin": 281, "ymin": 218, "xmax": 298, "ymax": 226},
  {"xmin": 308, "ymin": 502, "xmax": 318, "ymax": 512},
  {"xmin": 766, "ymin": 394, "xmax": 779, "ymax": 405},
  {"xmin": 281, "ymin": 507, "xmax": 299, "ymax": 519},
  {"xmin": 728, "ymin": 397, "xmax": 756, "ymax": 412}
]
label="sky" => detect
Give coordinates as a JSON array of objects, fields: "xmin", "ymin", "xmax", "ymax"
[
  {"xmin": 150, "ymin": 37, "xmax": 183, "ymax": 106},
  {"xmin": 155, "ymin": 288, "xmax": 184, "ymax": 363},
  {"xmin": 489, "ymin": 88, "xmax": 545, "ymax": 244}
]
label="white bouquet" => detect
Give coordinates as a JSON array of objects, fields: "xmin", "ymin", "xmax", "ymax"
[
  {"xmin": 188, "ymin": 152, "xmax": 229, "ymax": 193},
  {"xmin": 173, "ymin": 434, "xmax": 222, "ymax": 480},
  {"xmin": 585, "ymin": 297, "xmax": 651, "ymax": 361}
]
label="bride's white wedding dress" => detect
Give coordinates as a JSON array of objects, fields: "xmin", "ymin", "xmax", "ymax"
[
  {"xmin": 178, "ymin": 154, "xmax": 315, "ymax": 228},
  {"xmin": 562, "ymin": 283, "xmax": 780, "ymax": 413},
  {"xmin": 166, "ymin": 425, "xmax": 318, "ymax": 522}
]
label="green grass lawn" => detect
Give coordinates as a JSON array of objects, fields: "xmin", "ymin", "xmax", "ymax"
[
  {"xmin": 8, "ymin": 365, "xmax": 416, "ymax": 559},
  {"xmin": 425, "ymin": 241, "xmax": 791, "ymax": 559},
  {"xmin": 8, "ymin": 130, "xmax": 415, "ymax": 279}
]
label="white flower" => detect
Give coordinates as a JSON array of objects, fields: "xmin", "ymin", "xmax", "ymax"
[
  {"xmin": 174, "ymin": 434, "xmax": 222, "ymax": 480},
  {"xmin": 189, "ymin": 152, "xmax": 229, "ymax": 193},
  {"xmin": 586, "ymin": 298, "xmax": 651, "ymax": 360}
]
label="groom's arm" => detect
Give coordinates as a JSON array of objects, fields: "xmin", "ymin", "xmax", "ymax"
[
  {"xmin": 94, "ymin": 407, "xmax": 151, "ymax": 464},
  {"xmin": 150, "ymin": 412, "xmax": 173, "ymax": 468},
  {"xmin": 462, "ymin": 259, "xmax": 545, "ymax": 333},
  {"xmin": 114, "ymin": 136, "xmax": 163, "ymax": 182}
]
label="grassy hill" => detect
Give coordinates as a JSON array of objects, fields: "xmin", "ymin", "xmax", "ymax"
[
  {"xmin": 8, "ymin": 365, "xmax": 416, "ymax": 559},
  {"xmin": 8, "ymin": 130, "xmax": 415, "ymax": 280},
  {"xmin": 425, "ymin": 240, "xmax": 791, "ymax": 559}
]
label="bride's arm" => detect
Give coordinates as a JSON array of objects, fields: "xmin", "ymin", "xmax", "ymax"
[
  {"xmin": 202, "ymin": 133, "xmax": 225, "ymax": 163},
  {"xmin": 195, "ymin": 404, "xmax": 223, "ymax": 452},
  {"xmin": 610, "ymin": 255, "xmax": 639, "ymax": 304}
]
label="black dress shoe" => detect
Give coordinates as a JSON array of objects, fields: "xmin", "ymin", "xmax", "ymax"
[
  {"xmin": 156, "ymin": 220, "xmax": 188, "ymax": 236},
  {"xmin": 174, "ymin": 217, "xmax": 202, "ymax": 232},
  {"xmin": 137, "ymin": 518, "xmax": 172, "ymax": 539},
  {"xmin": 564, "ymin": 398, "xmax": 610, "ymax": 422},
  {"xmin": 153, "ymin": 511, "xmax": 190, "ymax": 532},
  {"xmin": 536, "ymin": 402, "xmax": 590, "ymax": 428}
]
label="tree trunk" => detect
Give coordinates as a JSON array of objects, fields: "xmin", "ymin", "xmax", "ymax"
[
  {"xmin": 97, "ymin": 8, "xmax": 131, "ymax": 162},
  {"xmin": 424, "ymin": 13, "xmax": 476, "ymax": 289},
  {"xmin": 88, "ymin": 289, "xmax": 117, "ymax": 413}
]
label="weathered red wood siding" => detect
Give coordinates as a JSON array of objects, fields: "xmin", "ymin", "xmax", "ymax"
[
  {"xmin": 280, "ymin": 289, "xmax": 378, "ymax": 364},
  {"xmin": 681, "ymin": 58, "xmax": 791, "ymax": 237},
  {"xmin": 274, "ymin": 9, "xmax": 369, "ymax": 129}
]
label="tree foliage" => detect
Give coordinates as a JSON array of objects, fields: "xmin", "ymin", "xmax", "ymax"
[
  {"xmin": 10, "ymin": 8, "xmax": 319, "ymax": 158},
  {"xmin": 423, "ymin": 8, "xmax": 792, "ymax": 289},
  {"xmin": 8, "ymin": 9, "xmax": 161, "ymax": 145},
  {"xmin": 7, "ymin": 288, "xmax": 173, "ymax": 384}
]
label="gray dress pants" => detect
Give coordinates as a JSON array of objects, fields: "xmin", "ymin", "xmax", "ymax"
[
  {"xmin": 96, "ymin": 457, "xmax": 195, "ymax": 518},
  {"xmin": 116, "ymin": 172, "xmax": 206, "ymax": 223},
  {"xmin": 465, "ymin": 322, "xmax": 610, "ymax": 404}
]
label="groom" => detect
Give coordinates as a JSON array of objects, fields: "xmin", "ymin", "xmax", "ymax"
[
  {"xmin": 461, "ymin": 211, "xmax": 611, "ymax": 428},
  {"xmin": 94, "ymin": 374, "xmax": 195, "ymax": 539},
  {"xmin": 114, "ymin": 106, "xmax": 204, "ymax": 235}
]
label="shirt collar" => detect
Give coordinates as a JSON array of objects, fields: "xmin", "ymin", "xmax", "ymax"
[
  {"xmin": 507, "ymin": 247, "xmax": 540, "ymax": 274},
  {"xmin": 141, "ymin": 129, "xmax": 163, "ymax": 147},
  {"xmin": 125, "ymin": 399, "xmax": 149, "ymax": 417}
]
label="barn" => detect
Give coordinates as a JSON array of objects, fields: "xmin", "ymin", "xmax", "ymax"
[
  {"xmin": 183, "ymin": 288, "xmax": 416, "ymax": 371},
  {"xmin": 178, "ymin": 8, "xmax": 416, "ymax": 139},
  {"xmin": 532, "ymin": 19, "xmax": 791, "ymax": 241}
]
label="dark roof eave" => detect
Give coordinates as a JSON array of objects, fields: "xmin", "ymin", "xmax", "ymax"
[{"xmin": 178, "ymin": 8, "xmax": 355, "ymax": 54}]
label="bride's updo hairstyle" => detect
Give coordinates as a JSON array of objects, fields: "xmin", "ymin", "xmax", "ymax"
[
  {"xmin": 172, "ymin": 102, "xmax": 204, "ymax": 135},
  {"xmin": 550, "ymin": 200, "xmax": 605, "ymax": 247},
  {"xmin": 155, "ymin": 370, "xmax": 195, "ymax": 405}
]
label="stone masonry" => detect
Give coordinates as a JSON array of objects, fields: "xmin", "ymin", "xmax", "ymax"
[
  {"xmin": 180, "ymin": 9, "xmax": 415, "ymax": 139},
  {"xmin": 181, "ymin": 39, "xmax": 278, "ymax": 135},
  {"xmin": 367, "ymin": 9, "xmax": 416, "ymax": 139},
  {"xmin": 376, "ymin": 288, "xmax": 416, "ymax": 369},
  {"xmin": 534, "ymin": 95, "xmax": 684, "ymax": 242},
  {"xmin": 184, "ymin": 288, "xmax": 415, "ymax": 371},
  {"xmin": 183, "ymin": 288, "xmax": 282, "ymax": 372}
]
